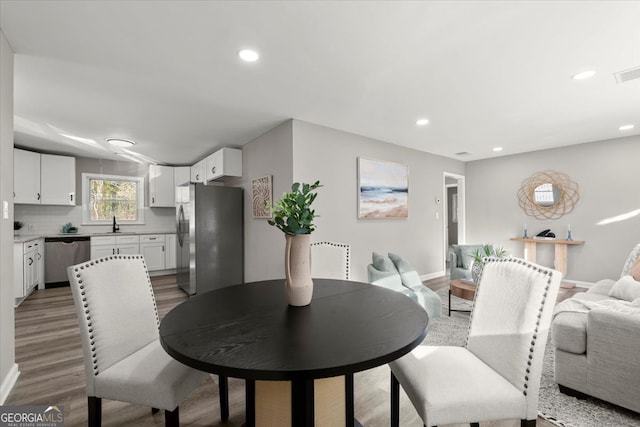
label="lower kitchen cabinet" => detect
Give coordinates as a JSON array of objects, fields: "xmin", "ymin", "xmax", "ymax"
[
  {"xmin": 139, "ymin": 234, "xmax": 177, "ymax": 272},
  {"xmin": 165, "ymin": 234, "xmax": 176, "ymax": 269},
  {"xmin": 89, "ymin": 233, "xmax": 176, "ymax": 272},
  {"xmin": 90, "ymin": 235, "xmax": 140, "ymax": 258},
  {"xmin": 140, "ymin": 234, "xmax": 165, "ymax": 271},
  {"xmin": 14, "ymin": 238, "xmax": 44, "ymax": 304}
]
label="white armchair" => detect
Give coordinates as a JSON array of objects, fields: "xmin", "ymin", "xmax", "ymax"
[
  {"xmin": 310, "ymin": 241, "xmax": 350, "ymax": 280},
  {"xmin": 389, "ymin": 258, "xmax": 561, "ymax": 427},
  {"xmin": 67, "ymin": 255, "xmax": 227, "ymax": 426}
]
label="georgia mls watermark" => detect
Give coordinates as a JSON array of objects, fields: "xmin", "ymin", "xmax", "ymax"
[{"xmin": 0, "ymin": 405, "xmax": 64, "ymax": 427}]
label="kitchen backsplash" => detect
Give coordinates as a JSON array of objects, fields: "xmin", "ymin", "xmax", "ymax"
[{"xmin": 15, "ymin": 205, "xmax": 176, "ymax": 235}]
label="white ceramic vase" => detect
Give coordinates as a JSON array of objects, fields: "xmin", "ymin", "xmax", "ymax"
[{"xmin": 284, "ymin": 233, "xmax": 313, "ymax": 306}]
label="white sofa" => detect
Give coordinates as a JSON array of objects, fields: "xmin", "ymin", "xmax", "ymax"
[{"xmin": 551, "ymin": 243, "xmax": 640, "ymax": 413}]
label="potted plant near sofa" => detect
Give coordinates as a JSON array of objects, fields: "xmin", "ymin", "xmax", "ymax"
[
  {"xmin": 268, "ymin": 181, "xmax": 322, "ymax": 306},
  {"xmin": 471, "ymin": 244, "xmax": 508, "ymax": 282}
]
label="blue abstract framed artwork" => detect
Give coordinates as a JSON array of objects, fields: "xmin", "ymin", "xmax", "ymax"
[{"xmin": 358, "ymin": 157, "xmax": 409, "ymax": 219}]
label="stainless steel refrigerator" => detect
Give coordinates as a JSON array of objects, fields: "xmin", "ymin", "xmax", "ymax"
[{"xmin": 176, "ymin": 184, "xmax": 243, "ymax": 295}]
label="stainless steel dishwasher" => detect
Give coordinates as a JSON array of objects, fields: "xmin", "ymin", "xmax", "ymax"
[{"xmin": 44, "ymin": 236, "xmax": 91, "ymax": 287}]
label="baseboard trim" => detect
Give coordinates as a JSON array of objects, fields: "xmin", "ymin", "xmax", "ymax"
[
  {"xmin": 0, "ymin": 363, "xmax": 20, "ymax": 405},
  {"xmin": 420, "ymin": 271, "xmax": 446, "ymax": 281}
]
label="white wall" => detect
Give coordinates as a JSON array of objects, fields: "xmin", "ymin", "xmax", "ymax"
[
  {"xmin": 0, "ymin": 29, "xmax": 18, "ymax": 404},
  {"xmin": 292, "ymin": 120, "xmax": 465, "ymax": 282},
  {"xmin": 233, "ymin": 120, "xmax": 294, "ymax": 282},
  {"xmin": 466, "ymin": 136, "xmax": 640, "ymax": 282}
]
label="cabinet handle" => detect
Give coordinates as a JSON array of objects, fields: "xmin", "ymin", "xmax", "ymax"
[
  {"xmin": 37, "ymin": 253, "xmax": 41, "ymax": 260},
  {"xmin": 28, "ymin": 257, "xmax": 33, "ymax": 266},
  {"xmin": 37, "ymin": 193, "xmax": 41, "ymax": 200},
  {"xmin": 152, "ymin": 197, "xmax": 155, "ymax": 204},
  {"xmin": 112, "ymin": 248, "xmax": 115, "ymax": 255},
  {"xmin": 70, "ymin": 193, "xmax": 74, "ymax": 202},
  {"xmin": 196, "ymin": 174, "xmax": 200, "ymax": 180},
  {"xmin": 162, "ymin": 245, "xmax": 165, "ymax": 252},
  {"xmin": 211, "ymin": 166, "xmax": 216, "ymax": 173},
  {"xmin": 117, "ymin": 248, "xmax": 120, "ymax": 254}
]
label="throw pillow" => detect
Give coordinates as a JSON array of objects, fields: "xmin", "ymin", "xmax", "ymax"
[
  {"xmin": 630, "ymin": 256, "xmax": 640, "ymax": 281},
  {"xmin": 459, "ymin": 245, "xmax": 482, "ymax": 270},
  {"xmin": 388, "ymin": 252, "xmax": 412, "ymax": 273},
  {"xmin": 608, "ymin": 275, "xmax": 640, "ymax": 302},
  {"xmin": 621, "ymin": 243, "xmax": 640, "ymax": 277},
  {"xmin": 389, "ymin": 252, "xmax": 424, "ymax": 289},
  {"xmin": 372, "ymin": 252, "xmax": 396, "ymax": 273}
]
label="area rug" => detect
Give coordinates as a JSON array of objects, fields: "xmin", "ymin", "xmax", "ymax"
[{"xmin": 433, "ymin": 289, "xmax": 640, "ymax": 427}]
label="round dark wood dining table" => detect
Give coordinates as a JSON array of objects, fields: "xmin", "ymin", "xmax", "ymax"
[{"xmin": 159, "ymin": 279, "xmax": 428, "ymax": 427}]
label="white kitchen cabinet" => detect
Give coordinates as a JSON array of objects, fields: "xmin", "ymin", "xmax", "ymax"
[
  {"xmin": 140, "ymin": 234, "xmax": 165, "ymax": 271},
  {"xmin": 190, "ymin": 158, "xmax": 206, "ymax": 183},
  {"xmin": 14, "ymin": 148, "xmax": 76, "ymax": 206},
  {"xmin": 205, "ymin": 147, "xmax": 242, "ymax": 182},
  {"xmin": 149, "ymin": 164, "xmax": 175, "ymax": 207},
  {"xmin": 90, "ymin": 235, "xmax": 140, "ymax": 258},
  {"xmin": 40, "ymin": 153, "xmax": 76, "ymax": 205},
  {"xmin": 165, "ymin": 234, "xmax": 176, "ymax": 269},
  {"xmin": 14, "ymin": 239, "xmax": 42, "ymax": 303},
  {"xmin": 174, "ymin": 166, "xmax": 191, "ymax": 186},
  {"xmin": 37, "ymin": 238, "xmax": 45, "ymax": 290},
  {"xmin": 14, "ymin": 149, "xmax": 41, "ymax": 204}
]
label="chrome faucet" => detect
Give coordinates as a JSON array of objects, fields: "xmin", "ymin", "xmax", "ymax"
[{"xmin": 112, "ymin": 215, "xmax": 120, "ymax": 233}]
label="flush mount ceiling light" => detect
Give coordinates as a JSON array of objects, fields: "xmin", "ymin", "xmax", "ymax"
[
  {"xmin": 493, "ymin": 147, "xmax": 503, "ymax": 152},
  {"xmin": 238, "ymin": 49, "xmax": 259, "ymax": 62},
  {"xmin": 619, "ymin": 124, "xmax": 635, "ymax": 131},
  {"xmin": 106, "ymin": 138, "xmax": 136, "ymax": 147},
  {"xmin": 416, "ymin": 118, "xmax": 429, "ymax": 126},
  {"xmin": 572, "ymin": 70, "xmax": 596, "ymax": 80}
]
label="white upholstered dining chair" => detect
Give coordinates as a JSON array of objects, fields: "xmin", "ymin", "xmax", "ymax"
[
  {"xmin": 310, "ymin": 241, "xmax": 351, "ymax": 280},
  {"xmin": 389, "ymin": 257, "xmax": 561, "ymax": 427},
  {"xmin": 67, "ymin": 255, "xmax": 228, "ymax": 426}
]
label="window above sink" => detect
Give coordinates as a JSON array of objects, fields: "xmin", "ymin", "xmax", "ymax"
[{"xmin": 81, "ymin": 173, "xmax": 145, "ymax": 225}]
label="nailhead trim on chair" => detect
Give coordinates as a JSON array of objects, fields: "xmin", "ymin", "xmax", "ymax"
[
  {"xmin": 310, "ymin": 241, "xmax": 351, "ymax": 280},
  {"xmin": 72, "ymin": 255, "xmax": 159, "ymax": 376},
  {"xmin": 465, "ymin": 257, "xmax": 556, "ymax": 396}
]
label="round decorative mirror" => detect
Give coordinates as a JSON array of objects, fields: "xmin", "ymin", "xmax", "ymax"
[
  {"xmin": 518, "ymin": 171, "xmax": 579, "ymax": 219},
  {"xmin": 533, "ymin": 183, "xmax": 561, "ymax": 207}
]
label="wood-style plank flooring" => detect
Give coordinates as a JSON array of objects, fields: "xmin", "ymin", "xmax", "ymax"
[{"xmin": 6, "ymin": 275, "xmax": 563, "ymax": 426}]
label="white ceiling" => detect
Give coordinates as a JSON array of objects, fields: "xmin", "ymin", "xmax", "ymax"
[{"xmin": 1, "ymin": 1, "xmax": 639, "ymax": 165}]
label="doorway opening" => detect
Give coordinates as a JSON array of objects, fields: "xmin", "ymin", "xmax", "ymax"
[{"xmin": 443, "ymin": 172, "xmax": 465, "ymax": 275}]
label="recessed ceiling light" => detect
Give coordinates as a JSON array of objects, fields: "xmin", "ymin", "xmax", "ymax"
[
  {"xmin": 106, "ymin": 138, "xmax": 136, "ymax": 147},
  {"xmin": 619, "ymin": 124, "xmax": 635, "ymax": 131},
  {"xmin": 238, "ymin": 49, "xmax": 259, "ymax": 62},
  {"xmin": 572, "ymin": 70, "xmax": 596, "ymax": 80},
  {"xmin": 493, "ymin": 147, "xmax": 503, "ymax": 152},
  {"xmin": 416, "ymin": 118, "xmax": 429, "ymax": 126}
]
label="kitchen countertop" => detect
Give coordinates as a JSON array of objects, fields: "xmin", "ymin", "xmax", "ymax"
[{"xmin": 14, "ymin": 230, "xmax": 175, "ymax": 244}]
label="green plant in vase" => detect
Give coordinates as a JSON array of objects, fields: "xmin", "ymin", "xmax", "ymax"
[
  {"xmin": 268, "ymin": 181, "xmax": 321, "ymax": 235},
  {"xmin": 471, "ymin": 244, "xmax": 508, "ymax": 283},
  {"xmin": 267, "ymin": 181, "xmax": 322, "ymax": 306}
]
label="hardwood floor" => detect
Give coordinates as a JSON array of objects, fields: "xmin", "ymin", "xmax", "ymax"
[{"xmin": 6, "ymin": 274, "xmax": 561, "ymax": 426}]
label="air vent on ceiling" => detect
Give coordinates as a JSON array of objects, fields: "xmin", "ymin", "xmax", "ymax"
[
  {"xmin": 614, "ymin": 66, "xmax": 640, "ymax": 84},
  {"xmin": 455, "ymin": 151, "xmax": 471, "ymax": 156}
]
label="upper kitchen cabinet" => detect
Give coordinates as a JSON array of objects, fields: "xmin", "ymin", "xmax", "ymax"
[
  {"xmin": 14, "ymin": 149, "xmax": 40, "ymax": 204},
  {"xmin": 190, "ymin": 158, "xmax": 206, "ymax": 184},
  {"xmin": 40, "ymin": 153, "xmax": 76, "ymax": 205},
  {"xmin": 149, "ymin": 164, "xmax": 175, "ymax": 207},
  {"xmin": 174, "ymin": 166, "xmax": 191, "ymax": 187},
  {"xmin": 14, "ymin": 149, "xmax": 75, "ymax": 205},
  {"xmin": 205, "ymin": 147, "xmax": 242, "ymax": 182}
]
